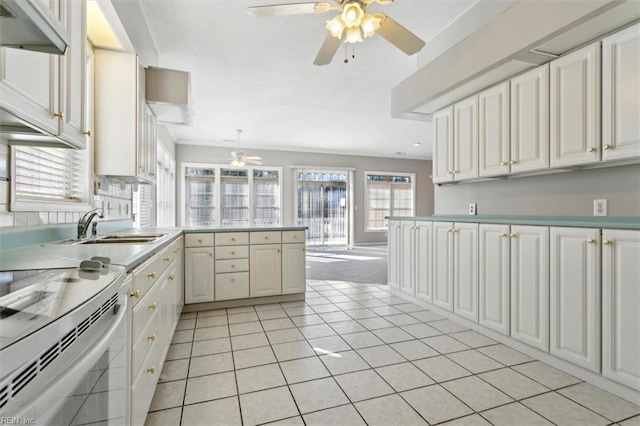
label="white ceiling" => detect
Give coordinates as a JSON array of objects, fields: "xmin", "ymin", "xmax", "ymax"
[{"xmin": 139, "ymin": 0, "xmax": 475, "ymax": 159}]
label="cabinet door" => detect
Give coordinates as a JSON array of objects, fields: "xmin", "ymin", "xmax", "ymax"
[
  {"xmin": 58, "ymin": 0, "xmax": 86, "ymax": 148},
  {"xmin": 432, "ymin": 107, "xmax": 454, "ymax": 183},
  {"xmin": 387, "ymin": 220, "xmax": 401, "ymax": 289},
  {"xmin": 510, "ymin": 226, "xmax": 549, "ymax": 351},
  {"xmin": 250, "ymin": 244, "xmax": 282, "ymax": 297},
  {"xmin": 550, "ymin": 43, "xmax": 601, "ymax": 167},
  {"xmin": 415, "ymin": 221, "xmax": 433, "ymax": 303},
  {"xmin": 550, "ymin": 227, "xmax": 600, "ymax": 371},
  {"xmin": 433, "ymin": 222, "xmax": 454, "ymax": 311},
  {"xmin": 400, "ymin": 221, "xmax": 415, "ymax": 295},
  {"xmin": 453, "ymin": 223, "xmax": 479, "ymax": 322},
  {"xmin": 602, "ymin": 230, "xmax": 640, "ymax": 390},
  {"xmin": 184, "ymin": 247, "xmax": 214, "ymax": 303},
  {"xmin": 479, "ymin": 82, "xmax": 510, "ymax": 177},
  {"xmin": 453, "ymin": 95, "xmax": 479, "ymax": 181},
  {"xmin": 511, "ymin": 64, "xmax": 549, "ymax": 173},
  {"xmin": 479, "ymin": 224, "xmax": 510, "ymax": 335},
  {"xmin": 602, "ymin": 23, "xmax": 640, "ymax": 161},
  {"xmin": 282, "ymin": 243, "xmax": 306, "ymax": 294}
]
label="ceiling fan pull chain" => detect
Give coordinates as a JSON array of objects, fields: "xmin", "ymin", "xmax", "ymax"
[
  {"xmin": 352, "ymin": 44, "xmax": 355, "ymax": 60},
  {"xmin": 344, "ymin": 43, "xmax": 349, "ymax": 64}
]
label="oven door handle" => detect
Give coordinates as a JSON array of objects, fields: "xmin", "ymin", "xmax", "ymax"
[{"xmin": 17, "ymin": 294, "xmax": 129, "ymax": 423}]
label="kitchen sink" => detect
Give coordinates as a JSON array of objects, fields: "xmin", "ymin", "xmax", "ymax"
[
  {"xmin": 101, "ymin": 233, "xmax": 165, "ymax": 239},
  {"xmin": 78, "ymin": 237, "xmax": 158, "ymax": 244}
]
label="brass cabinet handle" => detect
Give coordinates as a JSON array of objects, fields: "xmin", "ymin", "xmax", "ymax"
[
  {"xmin": 130, "ymin": 290, "xmax": 140, "ymax": 299},
  {"xmin": 53, "ymin": 111, "xmax": 64, "ymax": 119},
  {"xmin": 501, "ymin": 233, "xmax": 508, "ymax": 237},
  {"xmin": 172, "ymin": 249, "xmax": 178, "ymax": 254},
  {"xmin": 231, "ymin": 251, "xmax": 235, "ymax": 255},
  {"xmin": 293, "ymin": 235, "xmax": 297, "ymax": 239},
  {"xmin": 452, "ymin": 170, "xmax": 458, "ymax": 174},
  {"xmin": 209, "ymin": 252, "xmax": 213, "ymax": 257},
  {"xmin": 147, "ymin": 333, "xmax": 156, "ymax": 342},
  {"xmin": 169, "ymin": 273, "xmax": 175, "ymax": 280},
  {"xmin": 587, "ymin": 238, "xmax": 596, "ymax": 244},
  {"xmin": 147, "ymin": 272, "xmax": 156, "ymax": 279},
  {"xmin": 509, "ymin": 160, "xmax": 517, "ymax": 165},
  {"xmin": 230, "ymin": 278, "xmax": 235, "ymax": 283},
  {"xmin": 302, "ymin": 248, "xmax": 305, "ymax": 252},
  {"xmin": 231, "ymin": 264, "xmax": 235, "ymax": 268},
  {"xmin": 447, "ymin": 171, "xmax": 453, "ymax": 175},
  {"xmin": 501, "ymin": 161, "xmax": 508, "ymax": 166},
  {"xmin": 510, "ymin": 233, "xmax": 517, "ymax": 238},
  {"xmin": 603, "ymin": 144, "xmax": 612, "ymax": 150},
  {"xmin": 447, "ymin": 229, "xmax": 453, "ymax": 233},
  {"xmin": 231, "ymin": 237, "xmax": 235, "ymax": 241},
  {"xmin": 603, "ymin": 239, "xmax": 612, "ymax": 245},
  {"xmin": 164, "ymin": 256, "xmax": 171, "ymax": 262},
  {"xmin": 277, "ymin": 249, "xmax": 280, "ymax": 253},
  {"xmin": 198, "ymin": 239, "xmax": 203, "ymax": 243},
  {"xmin": 148, "ymin": 302, "xmax": 157, "ymax": 310},
  {"xmin": 83, "ymin": 130, "xmax": 92, "ymax": 137},
  {"xmin": 587, "ymin": 147, "xmax": 597, "ymax": 152},
  {"xmin": 396, "ymin": 225, "xmax": 400, "ymax": 229},
  {"xmin": 452, "ymin": 229, "xmax": 458, "ymax": 233},
  {"xmin": 147, "ymin": 366, "xmax": 155, "ymax": 374},
  {"xmin": 264, "ymin": 236, "xmax": 269, "ymax": 240}
]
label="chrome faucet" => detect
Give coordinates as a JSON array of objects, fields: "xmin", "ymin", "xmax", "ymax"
[{"xmin": 77, "ymin": 208, "xmax": 104, "ymax": 240}]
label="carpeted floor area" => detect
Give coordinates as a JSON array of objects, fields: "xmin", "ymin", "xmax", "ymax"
[{"xmin": 306, "ymin": 245, "xmax": 388, "ymax": 284}]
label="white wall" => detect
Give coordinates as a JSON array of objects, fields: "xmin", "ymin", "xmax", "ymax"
[
  {"xmin": 176, "ymin": 144, "xmax": 433, "ymax": 245},
  {"xmin": 434, "ymin": 164, "xmax": 640, "ymax": 216}
]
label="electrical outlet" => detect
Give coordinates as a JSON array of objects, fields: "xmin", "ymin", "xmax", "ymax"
[
  {"xmin": 594, "ymin": 199, "xmax": 607, "ymax": 216},
  {"xmin": 469, "ymin": 203, "xmax": 477, "ymax": 215}
]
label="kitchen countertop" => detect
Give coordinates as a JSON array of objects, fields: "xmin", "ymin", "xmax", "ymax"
[
  {"xmin": 386, "ymin": 215, "xmax": 640, "ymax": 230},
  {"xmin": 0, "ymin": 225, "xmax": 308, "ymax": 272}
]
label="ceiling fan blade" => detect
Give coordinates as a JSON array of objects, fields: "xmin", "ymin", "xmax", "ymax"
[
  {"xmin": 376, "ymin": 15, "xmax": 425, "ymax": 56},
  {"xmin": 244, "ymin": 156, "xmax": 263, "ymax": 161},
  {"xmin": 245, "ymin": 159, "xmax": 264, "ymax": 165},
  {"xmin": 314, "ymin": 33, "xmax": 342, "ymax": 66},
  {"xmin": 247, "ymin": 2, "xmax": 335, "ymax": 17}
]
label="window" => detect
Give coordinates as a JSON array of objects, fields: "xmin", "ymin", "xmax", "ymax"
[
  {"xmin": 181, "ymin": 163, "xmax": 281, "ymax": 227},
  {"xmin": 133, "ymin": 184, "xmax": 153, "ymax": 228},
  {"xmin": 11, "ymin": 145, "xmax": 91, "ymax": 211},
  {"xmin": 156, "ymin": 144, "xmax": 176, "ymax": 227},
  {"xmin": 364, "ymin": 172, "xmax": 415, "ymax": 231}
]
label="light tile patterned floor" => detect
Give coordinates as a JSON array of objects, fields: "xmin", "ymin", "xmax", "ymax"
[{"xmin": 146, "ymin": 280, "xmax": 640, "ymax": 426}]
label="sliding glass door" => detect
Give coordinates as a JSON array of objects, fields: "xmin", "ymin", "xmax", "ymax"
[{"xmin": 295, "ymin": 169, "xmax": 350, "ymax": 247}]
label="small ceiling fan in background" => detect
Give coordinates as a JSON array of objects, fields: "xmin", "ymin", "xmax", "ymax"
[
  {"xmin": 218, "ymin": 129, "xmax": 263, "ymax": 167},
  {"xmin": 247, "ymin": 0, "xmax": 425, "ymax": 65}
]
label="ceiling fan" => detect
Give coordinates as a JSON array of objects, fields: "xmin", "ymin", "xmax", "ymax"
[
  {"xmin": 220, "ymin": 129, "xmax": 263, "ymax": 167},
  {"xmin": 247, "ymin": 0, "xmax": 426, "ymax": 65}
]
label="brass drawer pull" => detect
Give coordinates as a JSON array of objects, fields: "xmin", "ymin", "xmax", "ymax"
[
  {"xmin": 231, "ymin": 278, "xmax": 235, "ymax": 283},
  {"xmin": 147, "ymin": 366, "xmax": 155, "ymax": 374},
  {"xmin": 603, "ymin": 144, "xmax": 612, "ymax": 150},
  {"xmin": 53, "ymin": 111, "xmax": 64, "ymax": 119},
  {"xmin": 83, "ymin": 130, "xmax": 92, "ymax": 137},
  {"xmin": 231, "ymin": 264, "xmax": 235, "ymax": 268},
  {"xmin": 510, "ymin": 233, "xmax": 517, "ymax": 238},
  {"xmin": 130, "ymin": 290, "xmax": 140, "ymax": 299},
  {"xmin": 147, "ymin": 272, "xmax": 156, "ymax": 279},
  {"xmin": 510, "ymin": 160, "xmax": 517, "ymax": 165},
  {"xmin": 231, "ymin": 251, "xmax": 235, "ymax": 255},
  {"xmin": 264, "ymin": 236, "xmax": 269, "ymax": 240},
  {"xmin": 603, "ymin": 239, "xmax": 612, "ymax": 245},
  {"xmin": 147, "ymin": 333, "xmax": 156, "ymax": 342},
  {"xmin": 587, "ymin": 238, "xmax": 596, "ymax": 244},
  {"xmin": 198, "ymin": 239, "xmax": 203, "ymax": 243},
  {"xmin": 169, "ymin": 273, "xmax": 175, "ymax": 280},
  {"xmin": 501, "ymin": 161, "xmax": 508, "ymax": 166},
  {"xmin": 148, "ymin": 302, "xmax": 157, "ymax": 310},
  {"xmin": 501, "ymin": 233, "xmax": 508, "ymax": 237},
  {"xmin": 209, "ymin": 252, "xmax": 213, "ymax": 257},
  {"xmin": 587, "ymin": 147, "xmax": 597, "ymax": 153},
  {"xmin": 164, "ymin": 256, "xmax": 171, "ymax": 262}
]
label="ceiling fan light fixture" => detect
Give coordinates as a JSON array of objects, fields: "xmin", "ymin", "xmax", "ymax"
[
  {"xmin": 345, "ymin": 26, "xmax": 363, "ymax": 44},
  {"xmin": 341, "ymin": 1, "xmax": 364, "ymax": 28},
  {"xmin": 326, "ymin": 15, "xmax": 345, "ymax": 39},
  {"xmin": 230, "ymin": 157, "xmax": 246, "ymax": 168},
  {"xmin": 361, "ymin": 13, "xmax": 382, "ymax": 38}
]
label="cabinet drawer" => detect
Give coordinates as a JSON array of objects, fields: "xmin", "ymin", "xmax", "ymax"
[
  {"xmin": 215, "ymin": 245, "xmax": 249, "ymax": 260},
  {"xmin": 159, "ymin": 237, "xmax": 183, "ymax": 267},
  {"xmin": 131, "ymin": 338, "xmax": 162, "ymax": 426},
  {"xmin": 282, "ymin": 230, "xmax": 306, "ymax": 244},
  {"xmin": 132, "ymin": 255, "xmax": 161, "ymax": 304},
  {"xmin": 216, "ymin": 232, "xmax": 249, "ymax": 246},
  {"xmin": 216, "ymin": 258, "xmax": 249, "ymax": 273},
  {"xmin": 185, "ymin": 233, "xmax": 214, "ymax": 247},
  {"xmin": 132, "ymin": 280, "xmax": 163, "ymax": 341},
  {"xmin": 132, "ymin": 309, "xmax": 160, "ymax": 377},
  {"xmin": 250, "ymin": 231, "xmax": 281, "ymax": 245},
  {"xmin": 215, "ymin": 272, "xmax": 249, "ymax": 300}
]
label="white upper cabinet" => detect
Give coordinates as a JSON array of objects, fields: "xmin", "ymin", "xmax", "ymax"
[
  {"xmin": 550, "ymin": 227, "xmax": 601, "ymax": 371},
  {"xmin": 510, "ymin": 225, "xmax": 549, "ymax": 352},
  {"xmin": 453, "ymin": 223, "xmax": 479, "ymax": 322},
  {"xmin": 510, "ymin": 64, "xmax": 550, "ymax": 173},
  {"xmin": 602, "ymin": 23, "xmax": 640, "ymax": 161},
  {"xmin": 0, "ymin": 0, "xmax": 87, "ymax": 149},
  {"xmin": 602, "ymin": 230, "xmax": 640, "ymax": 391},
  {"xmin": 479, "ymin": 82, "xmax": 510, "ymax": 177},
  {"xmin": 432, "ymin": 107, "xmax": 454, "ymax": 183},
  {"xmin": 550, "ymin": 42, "xmax": 601, "ymax": 167},
  {"xmin": 453, "ymin": 95, "xmax": 479, "ymax": 181},
  {"xmin": 479, "ymin": 224, "xmax": 511, "ymax": 335}
]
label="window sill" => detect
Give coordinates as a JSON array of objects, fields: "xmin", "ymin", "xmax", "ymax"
[{"xmin": 11, "ymin": 199, "xmax": 93, "ymax": 213}]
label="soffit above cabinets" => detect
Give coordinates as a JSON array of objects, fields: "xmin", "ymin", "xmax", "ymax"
[{"xmin": 393, "ymin": 0, "xmax": 640, "ymax": 120}]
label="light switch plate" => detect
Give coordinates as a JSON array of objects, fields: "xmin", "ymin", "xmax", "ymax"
[
  {"xmin": 469, "ymin": 203, "xmax": 477, "ymax": 215},
  {"xmin": 594, "ymin": 199, "xmax": 607, "ymax": 216}
]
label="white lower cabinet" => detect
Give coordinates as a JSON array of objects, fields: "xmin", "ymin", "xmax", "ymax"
[
  {"xmin": 602, "ymin": 230, "xmax": 640, "ymax": 391},
  {"xmin": 550, "ymin": 227, "xmax": 601, "ymax": 371},
  {"xmin": 510, "ymin": 226, "xmax": 549, "ymax": 351},
  {"xmin": 387, "ymin": 220, "xmax": 402, "ymax": 289},
  {"xmin": 184, "ymin": 247, "xmax": 214, "ymax": 303},
  {"xmin": 453, "ymin": 223, "xmax": 479, "ymax": 322},
  {"xmin": 415, "ymin": 221, "xmax": 433, "ymax": 303},
  {"xmin": 215, "ymin": 272, "xmax": 249, "ymax": 300},
  {"xmin": 250, "ymin": 244, "xmax": 282, "ymax": 297},
  {"xmin": 433, "ymin": 222, "xmax": 454, "ymax": 311},
  {"xmin": 400, "ymin": 221, "xmax": 415, "ymax": 295},
  {"xmin": 282, "ymin": 243, "xmax": 306, "ymax": 294},
  {"xmin": 479, "ymin": 224, "xmax": 511, "ymax": 335}
]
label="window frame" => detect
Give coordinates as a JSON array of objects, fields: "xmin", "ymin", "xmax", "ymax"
[
  {"xmin": 180, "ymin": 162, "xmax": 283, "ymax": 227},
  {"xmin": 363, "ymin": 170, "xmax": 416, "ymax": 233}
]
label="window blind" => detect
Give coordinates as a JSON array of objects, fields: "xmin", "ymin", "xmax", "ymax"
[
  {"xmin": 133, "ymin": 184, "xmax": 153, "ymax": 228},
  {"xmin": 13, "ymin": 146, "xmax": 86, "ymax": 204}
]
